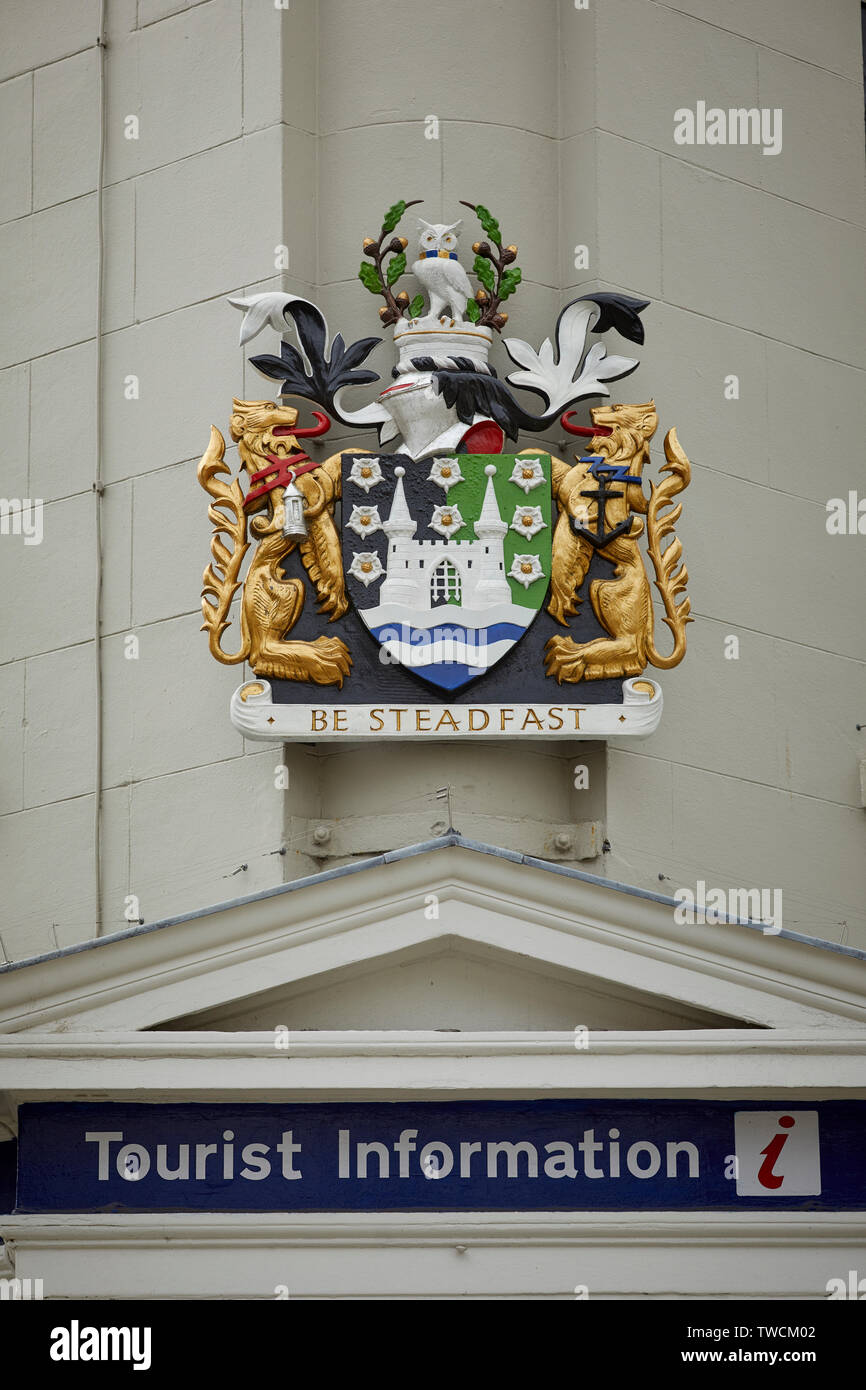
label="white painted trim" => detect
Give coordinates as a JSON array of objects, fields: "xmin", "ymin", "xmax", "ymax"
[
  {"xmin": 5, "ymin": 1211, "xmax": 864, "ymax": 1246},
  {"xmin": 2, "ymin": 1030, "xmax": 865, "ymax": 1102},
  {"xmin": 4, "ymin": 1213, "xmax": 863, "ymax": 1299},
  {"xmin": 5, "ymin": 1028, "xmax": 866, "ymax": 1057},
  {"xmin": 1, "ymin": 848, "xmax": 865, "ymax": 1035}
]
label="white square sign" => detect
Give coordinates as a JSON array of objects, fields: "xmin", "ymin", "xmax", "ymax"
[{"xmin": 734, "ymin": 1110, "xmax": 821, "ymax": 1196}]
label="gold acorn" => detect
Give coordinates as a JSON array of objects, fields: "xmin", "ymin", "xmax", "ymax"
[
  {"xmin": 475, "ymin": 289, "xmax": 489, "ymax": 304},
  {"xmin": 472, "ymin": 240, "xmax": 492, "ymax": 257},
  {"xmin": 502, "ymin": 244, "xmax": 518, "ymax": 264},
  {"xmin": 363, "ymin": 237, "xmax": 378, "ymax": 256},
  {"xmin": 395, "ymin": 290, "xmax": 410, "ymax": 309}
]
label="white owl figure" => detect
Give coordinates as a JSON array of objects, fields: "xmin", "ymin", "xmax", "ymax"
[{"xmin": 412, "ymin": 218, "xmax": 474, "ymax": 324}]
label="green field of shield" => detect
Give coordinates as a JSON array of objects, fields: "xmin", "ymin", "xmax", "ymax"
[{"xmin": 438, "ymin": 453, "xmax": 552, "ymax": 608}]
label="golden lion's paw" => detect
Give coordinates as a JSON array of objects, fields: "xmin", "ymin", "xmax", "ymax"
[
  {"xmin": 582, "ymin": 658, "xmax": 644, "ymax": 680},
  {"xmin": 543, "ymin": 635, "xmax": 586, "ymax": 684},
  {"xmin": 304, "ymin": 636, "xmax": 353, "ymax": 688},
  {"xmin": 251, "ymin": 638, "xmax": 352, "ymax": 687}
]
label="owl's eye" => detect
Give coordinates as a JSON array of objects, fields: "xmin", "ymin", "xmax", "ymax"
[
  {"xmin": 442, "ymin": 234, "xmax": 456, "ymax": 250},
  {"xmin": 423, "ymin": 233, "xmax": 436, "ymax": 245}
]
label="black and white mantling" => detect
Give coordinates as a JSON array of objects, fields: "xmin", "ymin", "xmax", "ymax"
[{"xmin": 229, "ymin": 289, "xmax": 650, "ymax": 450}]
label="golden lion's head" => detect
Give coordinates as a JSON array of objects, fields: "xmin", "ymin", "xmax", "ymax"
[
  {"xmin": 229, "ymin": 399, "xmax": 303, "ymax": 476},
  {"xmin": 589, "ymin": 400, "xmax": 658, "ymax": 463}
]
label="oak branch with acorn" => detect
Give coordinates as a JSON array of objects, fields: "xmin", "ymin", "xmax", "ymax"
[
  {"xmin": 460, "ymin": 200, "xmax": 522, "ymax": 330},
  {"xmin": 358, "ymin": 197, "xmax": 522, "ymax": 331},
  {"xmin": 358, "ymin": 198, "xmax": 425, "ymax": 326}
]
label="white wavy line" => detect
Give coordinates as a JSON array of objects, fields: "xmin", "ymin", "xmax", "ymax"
[{"xmin": 379, "ymin": 637, "xmax": 517, "ymax": 670}]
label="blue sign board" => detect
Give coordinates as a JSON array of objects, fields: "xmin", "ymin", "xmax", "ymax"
[
  {"xmin": 15, "ymin": 1100, "xmax": 866, "ymax": 1212},
  {"xmin": 0, "ymin": 1140, "xmax": 16, "ymax": 1213}
]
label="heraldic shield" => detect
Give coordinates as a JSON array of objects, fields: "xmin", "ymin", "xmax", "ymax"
[{"xmin": 341, "ymin": 452, "xmax": 553, "ymax": 691}]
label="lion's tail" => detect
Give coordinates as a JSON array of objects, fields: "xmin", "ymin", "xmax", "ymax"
[
  {"xmin": 646, "ymin": 427, "xmax": 693, "ymax": 670},
  {"xmin": 198, "ymin": 425, "xmax": 251, "ymax": 664}
]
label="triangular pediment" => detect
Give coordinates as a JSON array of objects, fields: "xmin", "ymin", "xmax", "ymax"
[
  {"xmin": 153, "ymin": 936, "xmax": 751, "ymax": 1033},
  {"xmin": 1, "ymin": 839, "xmax": 864, "ymax": 1038}
]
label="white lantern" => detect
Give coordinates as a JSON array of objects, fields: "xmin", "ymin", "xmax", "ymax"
[{"xmin": 282, "ymin": 478, "xmax": 308, "ymax": 538}]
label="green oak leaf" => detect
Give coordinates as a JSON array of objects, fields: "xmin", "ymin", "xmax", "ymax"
[
  {"xmin": 408, "ymin": 294, "xmax": 425, "ymax": 318},
  {"xmin": 386, "ymin": 251, "xmax": 406, "ymax": 286},
  {"xmin": 499, "ymin": 266, "xmax": 523, "ymax": 299},
  {"xmin": 464, "ymin": 297, "xmax": 481, "ymax": 323},
  {"xmin": 358, "ymin": 262, "xmax": 383, "ymax": 294},
  {"xmin": 382, "ymin": 199, "xmax": 407, "ymax": 233},
  {"xmin": 473, "ymin": 255, "xmax": 495, "ymax": 293},
  {"xmin": 474, "ymin": 203, "xmax": 501, "ymax": 244}
]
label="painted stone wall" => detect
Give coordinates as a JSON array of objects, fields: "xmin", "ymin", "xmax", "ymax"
[
  {"xmin": 577, "ymin": 0, "xmax": 866, "ymax": 949},
  {"xmin": 0, "ymin": 0, "xmax": 297, "ymax": 957},
  {"xmin": 0, "ymin": 0, "xmax": 864, "ymax": 958}
]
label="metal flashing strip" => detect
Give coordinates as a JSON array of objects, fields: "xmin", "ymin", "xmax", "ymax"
[{"xmin": 1, "ymin": 834, "xmax": 864, "ymax": 975}]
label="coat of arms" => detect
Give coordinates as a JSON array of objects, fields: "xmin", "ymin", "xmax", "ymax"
[
  {"xmin": 198, "ymin": 198, "xmax": 692, "ymax": 740},
  {"xmin": 340, "ymin": 451, "xmax": 553, "ymax": 691}
]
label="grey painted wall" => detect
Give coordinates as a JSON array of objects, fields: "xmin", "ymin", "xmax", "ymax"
[{"xmin": 0, "ymin": 0, "xmax": 864, "ymax": 959}]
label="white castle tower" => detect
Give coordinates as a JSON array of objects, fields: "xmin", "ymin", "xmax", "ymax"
[{"xmin": 378, "ymin": 464, "xmax": 511, "ymax": 613}]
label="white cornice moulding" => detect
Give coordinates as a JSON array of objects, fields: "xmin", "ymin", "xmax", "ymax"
[
  {"xmin": 3, "ymin": 1213, "xmax": 864, "ymax": 1300},
  {"xmin": 1, "ymin": 1031, "xmax": 866, "ymax": 1104},
  {"xmin": 0, "ymin": 847, "xmax": 865, "ymax": 1035},
  {"xmin": 4, "ymin": 1212, "xmax": 864, "ymax": 1246},
  {"xmin": 5, "ymin": 1029, "xmax": 866, "ymax": 1057}
]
